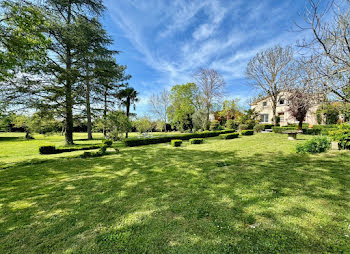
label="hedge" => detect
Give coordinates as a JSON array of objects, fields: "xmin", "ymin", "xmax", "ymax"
[
  {"xmin": 171, "ymin": 140, "xmax": 182, "ymax": 147},
  {"xmin": 124, "ymin": 129, "xmax": 236, "ymax": 147},
  {"xmin": 220, "ymin": 133, "xmax": 239, "ymax": 139},
  {"xmin": 39, "ymin": 144, "xmax": 102, "ymax": 155},
  {"xmin": 189, "ymin": 138, "xmax": 204, "ymax": 144},
  {"xmin": 272, "ymin": 127, "xmax": 298, "ymax": 134},
  {"xmin": 241, "ymin": 130, "xmax": 254, "ymax": 136}
]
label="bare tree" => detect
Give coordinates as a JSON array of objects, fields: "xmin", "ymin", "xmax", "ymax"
[
  {"xmin": 149, "ymin": 89, "xmax": 170, "ymax": 132},
  {"xmin": 296, "ymin": 0, "xmax": 350, "ymax": 102},
  {"xmin": 246, "ymin": 45, "xmax": 294, "ymax": 125},
  {"xmin": 287, "ymin": 59, "xmax": 325, "ymax": 130},
  {"xmin": 193, "ymin": 68, "xmax": 225, "ymax": 127}
]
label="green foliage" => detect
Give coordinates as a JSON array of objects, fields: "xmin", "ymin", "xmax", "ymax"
[
  {"xmin": 105, "ymin": 111, "xmax": 131, "ymax": 140},
  {"xmin": 39, "ymin": 144, "xmax": 102, "ymax": 155},
  {"xmin": 238, "ymin": 124, "xmax": 248, "ymax": 131},
  {"xmin": 225, "ymin": 119, "xmax": 236, "ymax": 130},
  {"xmin": 253, "ymin": 124, "xmax": 264, "ymax": 133},
  {"xmin": 189, "ymin": 138, "xmax": 204, "ymax": 144},
  {"xmin": 39, "ymin": 146, "xmax": 56, "ymax": 155},
  {"xmin": 167, "ymin": 83, "xmax": 199, "ymax": 131},
  {"xmin": 272, "ymin": 127, "xmax": 298, "ymax": 134},
  {"xmin": 220, "ymin": 133, "xmax": 239, "ymax": 139},
  {"xmin": 192, "ymin": 108, "xmax": 208, "ymax": 131},
  {"xmin": 103, "ymin": 140, "xmax": 113, "ymax": 147},
  {"xmin": 329, "ymin": 124, "xmax": 350, "ymax": 150},
  {"xmin": 261, "ymin": 124, "xmax": 273, "ymax": 130},
  {"xmin": 209, "ymin": 120, "xmax": 220, "ymax": 131},
  {"xmin": 316, "ymin": 104, "xmax": 340, "ymax": 124},
  {"xmin": 99, "ymin": 145, "xmax": 108, "ymax": 154},
  {"xmin": 133, "ymin": 117, "xmax": 153, "ymax": 133},
  {"xmin": 171, "ymin": 139, "xmax": 182, "ymax": 147},
  {"xmin": 124, "ymin": 129, "xmax": 236, "ymax": 147},
  {"xmin": 296, "ymin": 136, "xmax": 331, "ymax": 154},
  {"xmin": 241, "ymin": 130, "xmax": 254, "ymax": 136}
]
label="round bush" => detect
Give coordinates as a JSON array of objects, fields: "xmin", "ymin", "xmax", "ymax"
[{"xmin": 296, "ymin": 136, "xmax": 331, "ymax": 154}]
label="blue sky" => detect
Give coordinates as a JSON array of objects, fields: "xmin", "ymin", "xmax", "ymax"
[{"xmin": 102, "ymin": 0, "xmax": 308, "ymax": 115}]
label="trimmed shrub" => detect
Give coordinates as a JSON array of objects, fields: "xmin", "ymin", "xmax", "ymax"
[
  {"xmin": 272, "ymin": 127, "xmax": 298, "ymax": 134},
  {"xmin": 303, "ymin": 128, "xmax": 321, "ymax": 135},
  {"xmin": 238, "ymin": 124, "xmax": 248, "ymax": 131},
  {"xmin": 103, "ymin": 140, "xmax": 113, "ymax": 147},
  {"xmin": 39, "ymin": 146, "xmax": 56, "ymax": 155},
  {"xmin": 171, "ymin": 140, "xmax": 182, "ymax": 147},
  {"xmin": 253, "ymin": 124, "xmax": 264, "ymax": 133},
  {"xmin": 262, "ymin": 124, "xmax": 273, "ymax": 130},
  {"xmin": 99, "ymin": 145, "xmax": 108, "ymax": 154},
  {"xmin": 124, "ymin": 129, "xmax": 236, "ymax": 147},
  {"xmin": 189, "ymin": 138, "xmax": 204, "ymax": 144},
  {"xmin": 220, "ymin": 133, "xmax": 239, "ymax": 139},
  {"xmin": 39, "ymin": 144, "xmax": 102, "ymax": 155},
  {"xmin": 241, "ymin": 130, "xmax": 254, "ymax": 136},
  {"xmin": 296, "ymin": 136, "xmax": 331, "ymax": 154}
]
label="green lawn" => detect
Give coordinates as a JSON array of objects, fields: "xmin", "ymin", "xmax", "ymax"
[{"xmin": 0, "ymin": 132, "xmax": 349, "ymax": 253}]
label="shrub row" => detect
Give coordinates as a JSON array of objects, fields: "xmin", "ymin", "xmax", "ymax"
[
  {"xmin": 124, "ymin": 130, "xmax": 236, "ymax": 147},
  {"xmin": 220, "ymin": 133, "xmax": 239, "ymax": 139},
  {"xmin": 296, "ymin": 136, "xmax": 331, "ymax": 154},
  {"xmin": 272, "ymin": 127, "xmax": 298, "ymax": 134},
  {"xmin": 39, "ymin": 140, "xmax": 113, "ymax": 155},
  {"xmin": 241, "ymin": 130, "xmax": 254, "ymax": 136},
  {"xmin": 189, "ymin": 138, "xmax": 204, "ymax": 144}
]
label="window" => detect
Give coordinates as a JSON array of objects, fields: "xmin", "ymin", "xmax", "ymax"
[
  {"xmin": 279, "ymin": 98, "xmax": 285, "ymax": 105},
  {"xmin": 263, "ymin": 101, "xmax": 267, "ymax": 107},
  {"xmin": 260, "ymin": 114, "xmax": 269, "ymax": 123}
]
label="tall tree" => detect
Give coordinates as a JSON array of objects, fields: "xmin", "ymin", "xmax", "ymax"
[
  {"xmin": 116, "ymin": 87, "xmax": 139, "ymax": 138},
  {"xmin": 149, "ymin": 89, "xmax": 170, "ymax": 132},
  {"xmin": 167, "ymin": 83, "xmax": 199, "ymax": 131},
  {"xmin": 246, "ymin": 45, "xmax": 294, "ymax": 125},
  {"xmin": 194, "ymin": 68, "xmax": 225, "ymax": 128}
]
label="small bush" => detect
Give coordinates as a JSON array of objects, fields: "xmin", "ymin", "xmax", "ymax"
[
  {"xmin": 238, "ymin": 124, "xmax": 248, "ymax": 131},
  {"xmin": 210, "ymin": 120, "xmax": 220, "ymax": 131},
  {"xmin": 220, "ymin": 133, "xmax": 239, "ymax": 139},
  {"xmin": 303, "ymin": 128, "xmax": 321, "ymax": 135},
  {"xmin": 253, "ymin": 124, "xmax": 264, "ymax": 133},
  {"xmin": 39, "ymin": 146, "xmax": 57, "ymax": 155},
  {"xmin": 296, "ymin": 136, "xmax": 331, "ymax": 154},
  {"xmin": 99, "ymin": 145, "xmax": 108, "ymax": 154},
  {"xmin": 103, "ymin": 140, "xmax": 113, "ymax": 147},
  {"xmin": 262, "ymin": 124, "xmax": 273, "ymax": 130},
  {"xmin": 272, "ymin": 127, "xmax": 298, "ymax": 134},
  {"xmin": 114, "ymin": 148, "xmax": 120, "ymax": 153},
  {"xmin": 241, "ymin": 130, "xmax": 254, "ymax": 136},
  {"xmin": 171, "ymin": 140, "xmax": 182, "ymax": 147},
  {"xmin": 189, "ymin": 138, "xmax": 204, "ymax": 144},
  {"xmin": 225, "ymin": 119, "xmax": 236, "ymax": 130}
]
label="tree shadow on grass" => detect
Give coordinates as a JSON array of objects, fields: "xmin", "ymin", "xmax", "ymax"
[{"xmin": 0, "ymin": 145, "xmax": 349, "ymax": 253}]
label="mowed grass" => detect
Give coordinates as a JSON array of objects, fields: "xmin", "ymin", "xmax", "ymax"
[{"xmin": 0, "ymin": 133, "xmax": 350, "ymax": 253}]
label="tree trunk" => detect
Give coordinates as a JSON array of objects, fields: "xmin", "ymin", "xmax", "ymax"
[
  {"xmin": 125, "ymin": 98, "xmax": 130, "ymax": 138},
  {"xmin": 103, "ymin": 86, "xmax": 107, "ymax": 138},
  {"xmin": 85, "ymin": 63, "xmax": 92, "ymax": 140},
  {"xmin": 298, "ymin": 120, "xmax": 303, "ymax": 131},
  {"xmin": 64, "ymin": 1, "xmax": 74, "ymax": 146},
  {"xmin": 272, "ymin": 99, "xmax": 277, "ymax": 126}
]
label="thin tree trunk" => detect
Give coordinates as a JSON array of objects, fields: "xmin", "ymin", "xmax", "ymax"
[
  {"xmin": 103, "ymin": 86, "xmax": 107, "ymax": 138},
  {"xmin": 125, "ymin": 99, "xmax": 130, "ymax": 138},
  {"xmin": 65, "ymin": 1, "xmax": 74, "ymax": 145},
  {"xmin": 298, "ymin": 120, "xmax": 303, "ymax": 131},
  {"xmin": 85, "ymin": 62, "xmax": 92, "ymax": 140}
]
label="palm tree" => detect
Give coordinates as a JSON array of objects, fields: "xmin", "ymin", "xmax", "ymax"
[{"xmin": 117, "ymin": 87, "xmax": 139, "ymax": 138}]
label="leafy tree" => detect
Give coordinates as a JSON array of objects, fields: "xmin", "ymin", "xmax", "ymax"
[
  {"xmin": 192, "ymin": 108, "xmax": 208, "ymax": 131},
  {"xmin": 218, "ymin": 99, "xmax": 242, "ymax": 122},
  {"xmin": 167, "ymin": 83, "xmax": 199, "ymax": 131},
  {"xmin": 105, "ymin": 111, "xmax": 131, "ymax": 141},
  {"xmin": 12, "ymin": 115, "xmax": 34, "ymax": 139},
  {"xmin": 116, "ymin": 87, "xmax": 139, "ymax": 138},
  {"xmin": 134, "ymin": 117, "xmax": 153, "ymax": 133},
  {"xmin": 0, "ymin": 1, "xmax": 50, "ymax": 81}
]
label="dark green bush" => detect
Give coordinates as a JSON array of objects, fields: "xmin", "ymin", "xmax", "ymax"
[
  {"xmin": 241, "ymin": 130, "xmax": 254, "ymax": 136},
  {"xmin": 39, "ymin": 146, "xmax": 56, "ymax": 155},
  {"xmin": 39, "ymin": 144, "xmax": 102, "ymax": 155},
  {"xmin": 253, "ymin": 124, "xmax": 264, "ymax": 133},
  {"xmin": 171, "ymin": 140, "xmax": 182, "ymax": 147},
  {"xmin": 303, "ymin": 128, "xmax": 321, "ymax": 135},
  {"xmin": 262, "ymin": 124, "xmax": 273, "ymax": 130},
  {"xmin": 99, "ymin": 145, "xmax": 108, "ymax": 154},
  {"xmin": 124, "ymin": 129, "xmax": 236, "ymax": 147},
  {"xmin": 272, "ymin": 127, "xmax": 298, "ymax": 133},
  {"xmin": 296, "ymin": 136, "xmax": 331, "ymax": 154},
  {"xmin": 220, "ymin": 133, "xmax": 239, "ymax": 139},
  {"xmin": 189, "ymin": 138, "xmax": 204, "ymax": 144},
  {"xmin": 103, "ymin": 140, "xmax": 113, "ymax": 147}
]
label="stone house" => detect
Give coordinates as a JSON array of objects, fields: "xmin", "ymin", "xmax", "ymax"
[{"xmin": 250, "ymin": 92, "xmax": 320, "ymax": 126}]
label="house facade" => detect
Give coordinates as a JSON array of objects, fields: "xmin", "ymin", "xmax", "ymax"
[{"xmin": 251, "ymin": 92, "xmax": 320, "ymax": 126}]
